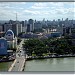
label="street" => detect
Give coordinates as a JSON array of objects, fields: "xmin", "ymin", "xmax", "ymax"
[{"xmin": 8, "ymin": 39, "xmax": 26, "ymax": 71}]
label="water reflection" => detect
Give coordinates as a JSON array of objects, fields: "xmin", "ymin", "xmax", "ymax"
[
  {"xmin": 56, "ymin": 58, "xmax": 64, "ymax": 64},
  {"xmin": 25, "ymin": 57, "xmax": 75, "ymax": 71}
]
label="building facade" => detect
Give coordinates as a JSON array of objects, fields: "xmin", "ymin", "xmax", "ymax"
[
  {"xmin": 4, "ymin": 23, "xmax": 12, "ymax": 32},
  {"xmin": 28, "ymin": 19, "xmax": 34, "ymax": 32},
  {"xmin": 34, "ymin": 21, "xmax": 42, "ymax": 30},
  {"xmin": 0, "ymin": 38, "xmax": 7, "ymax": 55},
  {"xmin": 5, "ymin": 29, "xmax": 17, "ymax": 50},
  {"xmin": 12, "ymin": 22, "xmax": 22, "ymax": 36}
]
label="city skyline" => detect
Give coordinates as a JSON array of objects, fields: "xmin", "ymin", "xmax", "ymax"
[{"xmin": 0, "ymin": 2, "xmax": 75, "ymax": 21}]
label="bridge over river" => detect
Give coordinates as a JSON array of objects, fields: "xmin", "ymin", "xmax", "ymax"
[{"xmin": 8, "ymin": 39, "xmax": 26, "ymax": 71}]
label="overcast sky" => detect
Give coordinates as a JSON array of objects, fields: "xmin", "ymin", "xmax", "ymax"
[{"xmin": 0, "ymin": 2, "xmax": 74, "ymax": 21}]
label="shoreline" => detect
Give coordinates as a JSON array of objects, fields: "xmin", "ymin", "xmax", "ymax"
[
  {"xmin": 26, "ymin": 55, "xmax": 75, "ymax": 61},
  {"xmin": 0, "ymin": 54, "xmax": 16, "ymax": 63},
  {"xmin": 1, "ymin": 54, "xmax": 75, "ymax": 71},
  {"xmin": 0, "ymin": 58, "xmax": 15, "ymax": 63},
  {"xmin": 0, "ymin": 54, "xmax": 75, "ymax": 62}
]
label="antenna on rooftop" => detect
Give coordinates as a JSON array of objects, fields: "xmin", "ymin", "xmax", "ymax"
[{"xmin": 16, "ymin": 13, "xmax": 17, "ymax": 21}]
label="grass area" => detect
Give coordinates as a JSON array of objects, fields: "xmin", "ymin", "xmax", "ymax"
[
  {"xmin": 42, "ymin": 53, "xmax": 48, "ymax": 56},
  {"xmin": 32, "ymin": 53, "xmax": 36, "ymax": 56},
  {"xmin": 32, "ymin": 53, "xmax": 56, "ymax": 56}
]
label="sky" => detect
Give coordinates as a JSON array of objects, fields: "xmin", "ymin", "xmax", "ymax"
[{"xmin": 0, "ymin": 2, "xmax": 75, "ymax": 21}]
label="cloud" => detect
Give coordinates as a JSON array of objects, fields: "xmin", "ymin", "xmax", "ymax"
[
  {"xmin": 23, "ymin": 10, "xmax": 41, "ymax": 15},
  {"xmin": 31, "ymin": 3, "xmax": 49, "ymax": 9},
  {"xmin": 30, "ymin": 2, "xmax": 74, "ymax": 16},
  {"xmin": 13, "ymin": 2, "xmax": 26, "ymax": 5},
  {"xmin": 0, "ymin": 2, "xmax": 26, "ymax": 5},
  {"xmin": 19, "ymin": 8, "xmax": 24, "ymax": 10},
  {"xmin": 0, "ymin": 2, "xmax": 26, "ymax": 9},
  {"xmin": 50, "ymin": 2, "xmax": 64, "ymax": 7},
  {"xmin": 31, "ymin": 2, "xmax": 65, "ymax": 10},
  {"xmin": 0, "ymin": 2, "xmax": 74, "ymax": 20}
]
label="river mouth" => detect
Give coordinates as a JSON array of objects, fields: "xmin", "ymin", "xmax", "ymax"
[{"xmin": 24, "ymin": 57, "xmax": 75, "ymax": 72}]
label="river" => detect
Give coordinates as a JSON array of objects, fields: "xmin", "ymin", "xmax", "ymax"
[
  {"xmin": 0, "ymin": 57, "xmax": 75, "ymax": 72},
  {"xmin": 24, "ymin": 57, "xmax": 75, "ymax": 71},
  {"xmin": 0, "ymin": 61, "xmax": 13, "ymax": 71}
]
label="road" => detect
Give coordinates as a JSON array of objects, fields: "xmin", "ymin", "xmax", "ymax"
[
  {"xmin": 8, "ymin": 38, "xmax": 26, "ymax": 72},
  {"xmin": 8, "ymin": 56, "xmax": 25, "ymax": 71},
  {"xmin": 17, "ymin": 39, "xmax": 25, "ymax": 52}
]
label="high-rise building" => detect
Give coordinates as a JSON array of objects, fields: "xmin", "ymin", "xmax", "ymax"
[
  {"xmin": 24, "ymin": 20, "xmax": 27, "ymax": 33},
  {"xmin": 0, "ymin": 25, "xmax": 3, "ymax": 32},
  {"xmin": 12, "ymin": 22, "xmax": 22, "ymax": 36},
  {"xmin": 70, "ymin": 27, "xmax": 75, "ymax": 38},
  {"xmin": 12, "ymin": 23, "xmax": 17, "ymax": 36},
  {"xmin": 21, "ymin": 21, "xmax": 25, "ymax": 27},
  {"xmin": 34, "ymin": 21, "xmax": 42, "ymax": 30},
  {"xmin": 64, "ymin": 18, "xmax": 69, "ymax": 27},
  {"xmin": 28, "ymin": 19, "xmax": 34, "ymax": 31},
  {"xmin": 21, "ymin": 21, "xmax": 27, "ymax": 33},
  {"xmin": 4, "ymin": 23, "xmax": 12, "ymax": 32},
  {"xmin": 27, "ymin": 24, "xmax": 32, "ymax": 32},
  {"xmin": 63, "ymin": 27, "xmax": 70, "ymax": 36},
  {"xmin": 0, "ymin": 24, "xmax": 5, "ymax": 38},
  {"xmin": 17, "ymin": 23, "xmax": 22, "ymax": 35}
]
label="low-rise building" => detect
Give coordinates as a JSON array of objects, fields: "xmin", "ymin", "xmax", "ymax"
[{"xmin": 5, "ymin": 29, "xmax": 17, "ymax": 50}]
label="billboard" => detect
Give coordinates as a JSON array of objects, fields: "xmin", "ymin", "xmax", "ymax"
[{"xmin": 0, "ymin": 38, "xmax": 7, "ymax": 55}]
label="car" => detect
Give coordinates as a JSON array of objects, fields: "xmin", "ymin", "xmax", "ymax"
[
  {"xmin": 18, "ymin": 54, "xmax": 20, "ymax": 56},
  {"xmin": 20, "ymin": 51, "xmax": 21, "ymax": 53},
  {"xmin": 17, "ymin": 61, "xmax": 19, "ymax": 63}
]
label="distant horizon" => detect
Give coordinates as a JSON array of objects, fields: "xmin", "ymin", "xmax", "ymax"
[
  {"xmin": 0, "ymin": 17, "xmax": 75, "ymax": 22},
  {"xmin": 0, "ymin": 2, "xmax": 74, "ymax": 21}
]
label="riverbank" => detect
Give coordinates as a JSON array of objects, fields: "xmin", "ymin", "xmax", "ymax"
[
  {"xmin": 26, "ymin": 54, "xmax": 75, "ymax": 60},
  {"xmin": 0, "ymin": 59, "xmax": 15, "ymax": 63},
  {"xmin": 7, "ymin": 54, "xmax": 75, "ymax": 71},
  {"xmin": 0, "ymin": 56, "xmax": 15, "ymax": 63}
]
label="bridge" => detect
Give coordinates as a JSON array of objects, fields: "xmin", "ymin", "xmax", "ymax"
[{"xmin": 8, "ymin": 38, "xmax": 26, "ymax": 71}]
